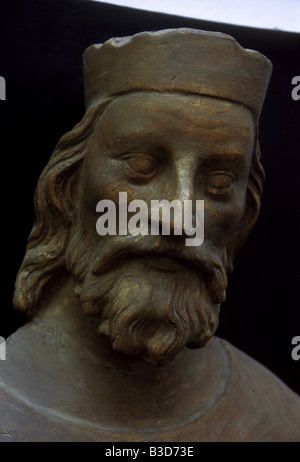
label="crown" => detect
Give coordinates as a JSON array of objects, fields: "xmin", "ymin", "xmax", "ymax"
[{"xmin": 83, "ymin": 28, "xmax": 272, "ymax": 117}]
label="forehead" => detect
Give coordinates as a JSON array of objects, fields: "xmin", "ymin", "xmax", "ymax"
[{"xmin": 95, "ymin": 92, "xmax": 254, "ymax": 151}]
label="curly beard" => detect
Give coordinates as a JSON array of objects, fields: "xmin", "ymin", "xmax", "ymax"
[{"xmin": 65, "ymin": 229, "xmax": 228, "ymax": 366}]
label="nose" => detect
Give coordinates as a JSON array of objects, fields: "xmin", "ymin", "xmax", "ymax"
[
  {"xmin": 173, "ymin": 156, "xmax": 196, "ymax": 203},
  {"xmin": 151, "ymin": 155, "xmax": 198, "ymax": 236}
]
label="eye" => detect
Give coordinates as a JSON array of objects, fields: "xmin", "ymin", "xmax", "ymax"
[
  {"xmin": 121, "ymin": 153, "xmax": 159, "ymax": 183},
  {"xmin": 126, "ymin": 154, "xmax": 157, "ymax": 175},
  {"xmin": 206, "ymin": 171, "xmax": 235, "ymax": 197}
]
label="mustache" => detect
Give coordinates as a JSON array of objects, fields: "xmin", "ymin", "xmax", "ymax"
[{"xmin": 90, "ymin": 234, "xmax": 228, "ymax": 304}]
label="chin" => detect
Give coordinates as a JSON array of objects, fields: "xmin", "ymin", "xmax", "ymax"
[{"xmin": 90, "ymin": 262, "xmax": 221, "ymax": 366}]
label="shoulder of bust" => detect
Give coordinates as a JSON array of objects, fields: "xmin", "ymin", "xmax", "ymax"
[{"xmin": 204, "ymin": 337, "xmax": 300, "ymax": 441}]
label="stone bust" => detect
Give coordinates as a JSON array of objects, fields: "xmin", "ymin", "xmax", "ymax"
[{"xmin": 0, "ymin": 28, "xmax": 299, "ymax": 442}]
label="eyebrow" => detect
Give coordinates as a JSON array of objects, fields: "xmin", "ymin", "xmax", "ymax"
[
  {"xmin": 199, "ymin": 152, "xmax": 249, "ymax": 169},
  {"xmin": 101, "ymin": 118, "xmax": 253, "ymax": 163},
  {"xmin": 102, "ymin": 130, "xmax": 165, "ymax": 154}
]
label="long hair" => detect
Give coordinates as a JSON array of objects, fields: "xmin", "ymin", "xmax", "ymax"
[
  {"xmin": 13, "ymin": 99, "xmax": 112, "ymax": 319},
  {"xmin": 226, "ymin": 125, "xmax": 265, "ymax": 271},
  {"xmin": 13, "ymin": 97, "xmax": 265, "ymax": 319}
]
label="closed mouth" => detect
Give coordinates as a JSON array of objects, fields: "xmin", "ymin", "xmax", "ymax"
[{"xmin": 140, "ymin": 256, "xmax": 187, "ymax": 272}]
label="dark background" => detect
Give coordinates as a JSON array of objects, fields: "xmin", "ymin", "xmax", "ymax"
[{"xmin": 0, "ymin": 0, "xmax": 299, "ymax": 393}]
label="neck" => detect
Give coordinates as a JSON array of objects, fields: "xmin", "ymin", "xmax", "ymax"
[{"xmin": 7, "ymin": 275, "xmax": 230, "ymax": 433}]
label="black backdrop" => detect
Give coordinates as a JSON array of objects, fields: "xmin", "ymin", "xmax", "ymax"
[{"xmin": 0, "ymin": 0, "xmax": 299, "ymax": 394}]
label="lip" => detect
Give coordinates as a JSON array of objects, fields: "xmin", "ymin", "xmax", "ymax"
[
  {"xmin": 92, "ymin": 248, "xmax": 199, "ymax": 275},
  {"xmin": 142, "ymin": 256, "xmax": 187, "ymax": 272}
]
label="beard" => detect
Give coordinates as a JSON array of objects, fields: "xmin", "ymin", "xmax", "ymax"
[{"xmin": 65, "ymin": 227, "xmax": 228, "ymax": 367}]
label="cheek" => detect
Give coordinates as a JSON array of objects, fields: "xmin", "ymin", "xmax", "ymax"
[
  {"xmin": 79, "ymin": 157, "xmax": 120, "ymax": 211},
  {"xmin": 204, "ymin": 197, "xmax": 246, "ymax": 247},
  {"xmin": 77, "ymin": 153, "xmax": 144, "ymax": 236}
]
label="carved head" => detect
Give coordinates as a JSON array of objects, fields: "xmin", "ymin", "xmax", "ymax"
[{"xmin": 13, "ymin": 29, "xmax": 272, "ymax": 366}]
